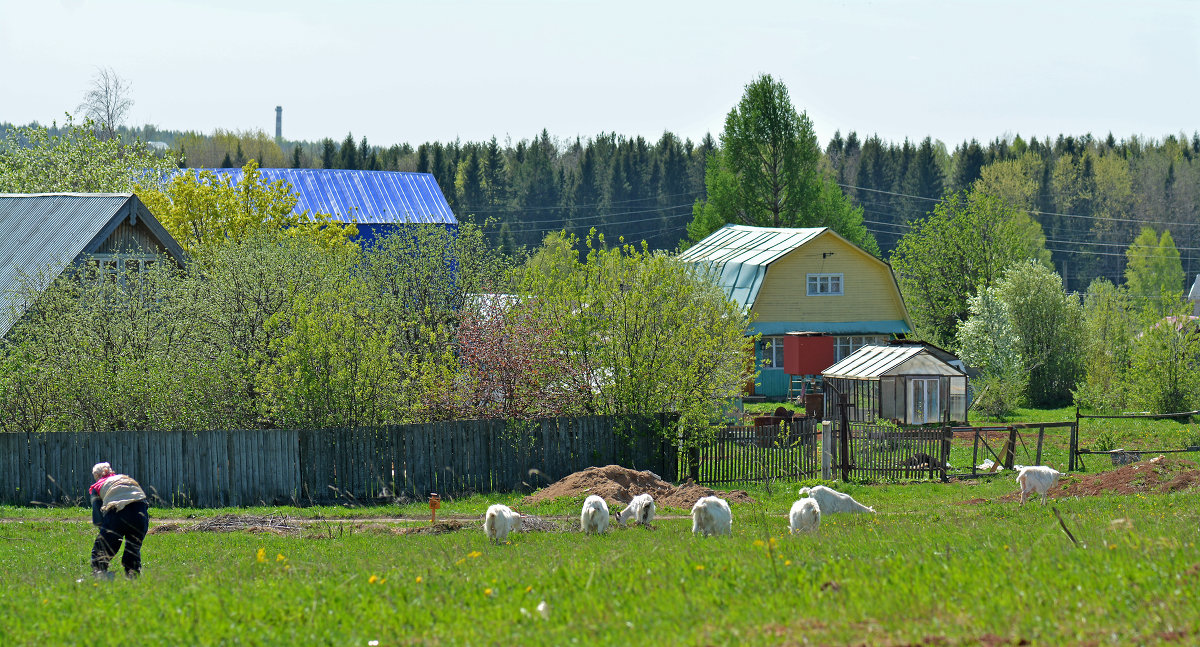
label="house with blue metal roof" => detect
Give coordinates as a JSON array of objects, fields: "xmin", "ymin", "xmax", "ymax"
[
  {"xmin": 0, "ymin": 193, "xmax": 187, "ymax": 339},
  {"xmin": 679, "ymin": 224, "xmax": 913, "ymax": 399},
  {"xmin": 190, "ymin": 168, "xmax": 457, "ymax": 247}
]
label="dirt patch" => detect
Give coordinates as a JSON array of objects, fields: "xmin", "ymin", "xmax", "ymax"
[
  {"xmin": 521, "ymin": 464, "xmax": 755, "ymax": 509},
  {"xmin": 989, "ymin": 456, "xmax": 1200, "ymax": 503},
  {"xmin": 393, "ymin": 520, "xmax": 466, "ymax": 535},
  {"xmin": 955, "ymin": 498, "xmax": 989, "ymax": 506},
  {"xmin": 148, "ymin": 513, "xmax": 303, "ymax": 535}
]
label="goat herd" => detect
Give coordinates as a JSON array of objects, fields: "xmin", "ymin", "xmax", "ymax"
[{"xmin": 482, "ymin": 466, "xmax": 1063, "ymax": 544}]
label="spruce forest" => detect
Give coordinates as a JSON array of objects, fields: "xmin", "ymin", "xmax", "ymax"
[{"xmin": 8, "ymin": 119, "xmax": 1200, "ymax": 291}]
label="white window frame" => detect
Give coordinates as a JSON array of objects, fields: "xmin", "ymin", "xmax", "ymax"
[
  {"xmin": 807, "ymin": 273, "xmax": 844, "ymax": 296},
  {"xmin": 908, "ymin": 378, "xmax": 941, "ymax": 425},
  {"xmin": 761, "ymin": 336, "xmax": 785, "ymax": 369},
  {"xmin": 834, "ymin": 335, "xmax": 886, "ymax": 362}
]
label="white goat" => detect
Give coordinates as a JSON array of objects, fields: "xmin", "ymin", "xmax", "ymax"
[
  {"xmin": 580, "ymin": 495, "xmax": 611, "ymax": 534},
  {"xmin": 788, "ymin": 497, "xmax": 821, "ymax": 533},
  {"xmin": 483, "ymin": 504, "xmax": 521, "ymax": 544},
  {"xmin": 1016, "ymin": 466, "xmax": 1062, "ymax": 506},
  {"xmin": 690, "ymin": 496, "xmax": 732, "ymax": 536},
  {"xmin": 616, "ymin": 493, "xmax": 656, "ymax": 527},
  {"xmin": 797, "ymin": 485, "xmax": 875, "ymax": 514}
]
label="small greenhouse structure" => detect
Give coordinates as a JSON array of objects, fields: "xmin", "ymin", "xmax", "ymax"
[{"xmin": 821, "ymin": 344, "xmax": 967, "ymax": 425}]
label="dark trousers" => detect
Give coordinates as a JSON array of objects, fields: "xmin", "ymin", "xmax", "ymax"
[{"xmin": 91, "ymin": 500, "xmax": 149, "ymax": 574}]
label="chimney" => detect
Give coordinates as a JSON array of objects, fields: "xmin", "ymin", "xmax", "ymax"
[{"xmin": 275, "ymin": 106, "xmax": 282, "ymax": 140}]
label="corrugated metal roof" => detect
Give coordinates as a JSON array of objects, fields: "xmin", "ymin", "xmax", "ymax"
[
  {"xmin": 823, "ymin": 344, "xmax": 964, "ymax": 379},
  {"xmin": 679, "ymin": 224, "xmax": 825, "ymax": 309},
  {"xmin": 1189, "ymin": 274, "xmax": 1200, "ymax": 301},
  {"xmin": 0, "ymin": 193, "xmax": 186, "ymax": 338},
  {"xmin": 186, "ymin": 169, "xmax": 457, "ymax": 225}
]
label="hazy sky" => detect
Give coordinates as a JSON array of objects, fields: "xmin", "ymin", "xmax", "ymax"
[{"xmin": 2, "ymin": 0, "xmax": 1198, "ymax": 149}]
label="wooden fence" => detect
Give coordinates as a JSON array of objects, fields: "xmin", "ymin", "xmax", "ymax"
[
  {"xmin": 829, "ymin": 422, "xmax": 952, "ymax": 482},
  {"xmin": 0, "ymin": 416, "xmax": 677, "ymax": 507},
  {"xmin": 682, "ymin": 418, "xmax": 822, "ymax": 485}
]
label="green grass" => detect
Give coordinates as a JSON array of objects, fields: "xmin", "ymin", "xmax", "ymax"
[{"xmin": 2, "ymin": 478, "xmax": 1198, "ymax": 646}]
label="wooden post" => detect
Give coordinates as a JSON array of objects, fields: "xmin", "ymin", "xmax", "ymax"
[
  {"xmin": 941, "ymin": 426, "xmax": 952, "ymax": 483},
  {"xmin": 972, "ymin": 428, "xmax": 979, "ymax": 478},
  {"xmin": 1002, "ymin": 427, "xmax": 1017, "ymax": 470},
  {"xmin": 1035, "ymin": 424, "xmax": 1046, "ymax": 466}
]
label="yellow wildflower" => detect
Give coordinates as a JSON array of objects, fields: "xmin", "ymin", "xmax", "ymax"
[
  {"xmin": 695, "ymin": 565, "xmax": 705, "ymax": 571},
  {"xmin": 416, "ymin": 576, "xmax": 423, "ymax": 583},
  {"xmin": 276, "ymin": 553, "xmax": 286, "ymax": 562},
  {"xmin": 753, "ymin": 540, "xmax": 764, "ymax": 547},
  {"xmin": 255, "ymin": 548, "xmax": 266, "ymax": 563},
  {"xmin": 468, "ymin": 551, "xmax": 482, "ymax": 558},
  {"xmin": 369, "ymin": 575, "xmax": 379, "ymax": 584},
  {"xmin": 455, "ymin": 558, "xmax": 466, "ymax": 566},
  {"xmin": 484, "ymin": 588, "xmax": 494, "ymax": 596}
]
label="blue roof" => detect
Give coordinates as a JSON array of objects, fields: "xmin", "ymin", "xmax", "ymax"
[{"xmin": 187, "ymin": 169, "xmax": 457, "ymax": 226}]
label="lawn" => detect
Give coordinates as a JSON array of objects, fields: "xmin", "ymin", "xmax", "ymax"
[{"xmin": 2, "ymin": 476, "xmax": 1197, "ymax": 646}]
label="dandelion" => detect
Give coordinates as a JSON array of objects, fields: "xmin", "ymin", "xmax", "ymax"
[
  {"xmin": 468, "ymin": 551, "xmax": 482, "ymax": 558},
  {"xmin": 455, "ymin": 558, "xmax": 466, "ymax": 566},
  {"xmin": 784, "ymin": 560, "xmax": 792, "ymax": 566},
  {"xmin": 484, "ymin": 588, "xmax": 494, "ymax": 596},
  {"xmin": 416, "ymin": 576, "xmax": 423, "ymax": 583},
  {"xmin": 256, "ymin": 548, "xmax": 266, "ymax": 563},
  {"xmin": 369, "ymin": 575, "xmax": 379, "ymax": 584},
  {"xmin": 695, "ymin": 565, "xmax": 705, "ymax": 571},
  {"xmin": 276, "ymin": 553, "xmax": 286, "ymax": 562},
  {"xmin": 525, "ymin": 585, "xmax": 532, "ymax": 593},
  {"xmin": 753, "ymin": 540, "xmax": 764, "ymax": 547}
]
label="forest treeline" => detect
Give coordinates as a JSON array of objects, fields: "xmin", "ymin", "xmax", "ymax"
[{"xmin": 5, "ymin": 119, "xmax": 1200, "ymax": 290}]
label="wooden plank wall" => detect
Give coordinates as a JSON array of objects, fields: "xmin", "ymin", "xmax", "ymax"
[{"xmin": 0, "ymin": 417, "xmax": 677, "ymax": 507}]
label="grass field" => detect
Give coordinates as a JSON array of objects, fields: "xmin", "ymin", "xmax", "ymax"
[{"xmin": 2, "ymin": 475, "xmax": 1198, "ymax": 646}]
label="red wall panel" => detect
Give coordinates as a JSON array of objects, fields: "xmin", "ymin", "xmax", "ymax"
[{"xmin": 783, "ymin": 335, "xmax": 836, "ymax": 375}]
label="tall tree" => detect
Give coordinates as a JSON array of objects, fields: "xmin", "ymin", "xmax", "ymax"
[
  {"xmin": 77, "ymin": 67, "xmax": 133, "ymax": 141},
  {"xmin": 1124, "ymin": 227, "xmax": 1184, "ymax": 309},
  {"xmin": 689, "ymin": 74, "xmax": 820, "ymax": 235},
  {"xmin": 890, "ymin": 189, "xmax": 1052, "ymax": 346}
]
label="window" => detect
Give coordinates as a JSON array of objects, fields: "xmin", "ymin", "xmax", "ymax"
[
  {"xmin": 834, "ymin": 335, "xmax": 886, "ymax": 362},
  {"xmin": 807, "ymin": 273, "xmax": 843, "ymax": 296},
  {"xmin": 908, "ymin": 378, "xmax": 940, "ymax": 425},
  {"xmin": 761, "ymin": 336, "xmax": 785, "ymax": 369}
]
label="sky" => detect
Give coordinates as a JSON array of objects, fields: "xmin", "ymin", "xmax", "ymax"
[{"xmin": 2, "ymin": 0, "xmax": 1198, "ymax": 150}]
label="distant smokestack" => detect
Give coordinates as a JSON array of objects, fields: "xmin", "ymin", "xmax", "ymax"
[{"xmin": 275, "ymin": 106, "xmax": 282, "ymax": 140}]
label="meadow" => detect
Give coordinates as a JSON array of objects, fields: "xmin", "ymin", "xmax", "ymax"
[{"xmin": 1, "ymin": 473, "xmax": 1198, "ymax": 646}]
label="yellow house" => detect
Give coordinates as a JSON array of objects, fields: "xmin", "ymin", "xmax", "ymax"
[{"xmin": 678, "ymin": 224, "xmax": 913, "ymax": 398}]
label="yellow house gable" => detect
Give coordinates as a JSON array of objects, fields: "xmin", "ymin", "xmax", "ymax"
[{"xmin": 751, "ymin": 230, "xmax": 910, "ymax": 325}]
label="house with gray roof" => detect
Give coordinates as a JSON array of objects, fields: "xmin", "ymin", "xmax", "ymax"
[{"xmin": 0, "ymin": 193, "xmax": 186, "ymax": 339}]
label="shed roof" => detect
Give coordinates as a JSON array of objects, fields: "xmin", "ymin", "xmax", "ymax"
[
  {"xmin": 0, "ymin": 193, "xmax": 186, "ymax": 338},
  {"xmin": 187, "ymin": 168, "xmax": 457, "ymax": 225},
  {"xmin": 677, "ymin": 224, "xmax": 826, "ymax": 309},
  {"xmin": 822, "ymin": 344, "xmax": 965, "ymax": 379}
]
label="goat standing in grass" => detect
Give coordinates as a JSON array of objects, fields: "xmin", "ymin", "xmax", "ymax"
[
  {"xmin": 788, "ymin": 497, "xmax": 821, "ymax": 533},
  {"xmin": 617, "ymin": 493, "xmax": 656, "ymax": 527},
  {"xmin": 1016, "ymin": 466, "xmax": 1062, "ymax": 506},
  {"xmin": 691, "ymin": 496, "xmax": 732, "ymax": 536},
  {"xmin": 580, "ymin": 495, "xmax": 610, "ymax": 534},
  {"xmin": 483, "ymin": 504, "xmax": 521, "ymax": 544}
]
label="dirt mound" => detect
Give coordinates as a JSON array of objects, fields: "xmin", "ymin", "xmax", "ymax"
[
  {"xmin": 522, "ymin": 464, "xmax": 755, "ymax": 509},
  {"xmin": 992, "ymin": 456, "xmax": 1200, "ymax": 503}
]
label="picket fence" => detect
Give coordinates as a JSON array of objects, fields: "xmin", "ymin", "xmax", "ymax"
[{"xmin": 0, "ymin": 416, "xmax": 676, "ymax": 507}]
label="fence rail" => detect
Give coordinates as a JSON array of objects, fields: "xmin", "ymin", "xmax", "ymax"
[
  {"xmin": 0, "ymin": 417, "xmax": 676, "ymax": 508},
  {"xmin": 682, "ymin": 419, "xmax": 822, "ymax": 485}
]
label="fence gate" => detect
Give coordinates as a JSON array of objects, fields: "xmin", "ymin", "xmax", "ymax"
[
  {"xmin": 685, "ymin": 418, "xmax": 821, "ymax": 485},
  {"xmin": 827, "ymin": 422, "xmax": 953, "ymax": 482}
]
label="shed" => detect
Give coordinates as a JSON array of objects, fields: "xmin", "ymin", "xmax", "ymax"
[
  {"xmin": 822, "ymin": 344, "xmax": 967, "ymax": 425},
  {"xmin": 189, "ymin": 168, "xmax": 457, "ymax": 247},
  {"xmin": 0, "ymin": 193, "xmax": 187, "ymax": 339}
]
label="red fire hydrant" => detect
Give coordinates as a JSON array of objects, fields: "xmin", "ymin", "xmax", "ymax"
[{"xmin": 429, "ymin": 493, "xmax": 441, "ymax": 524}]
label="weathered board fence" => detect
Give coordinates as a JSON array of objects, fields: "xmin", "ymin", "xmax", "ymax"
[
  {"xmin": 0, "ymin": 416, "xmax": 677, "ymax": 507},
  {"xmin": 828, "ymin": 422, "xmax": 953, "ymax": 482}
]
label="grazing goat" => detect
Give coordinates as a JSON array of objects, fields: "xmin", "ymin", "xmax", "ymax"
[
  {"xmin": 788, "ymin": 497, "xmax": 821, "ymax": 533},
  {"xmin": 483, "ymin": 504, "xmax": 521, "ymax": 544},
  {"xmin": 617, "ymin": 493, "xmax": 656, "ymax": 527},
  {"xmin": 1016, "ymin": 466, "xmax": 1062, "ymax": 506},
  {"xmin": 797, "ymin": 485, "xmax": 875, "ymax": 514},
  {"xmin": 690, "ymin": 496, "xmax": 732, "ymax": 536},
  {"xmin": 580, "ymin": 495, "xmax": 611, "ymax": 534}
]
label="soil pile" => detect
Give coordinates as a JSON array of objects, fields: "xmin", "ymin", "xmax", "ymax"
[
  {"xmin": 994, "ymin": 456, "xmax": 1199, "ymax": 502},
  {"xmin": 522, "ymin": 464, "xmax": 755, "ymax": 509}
]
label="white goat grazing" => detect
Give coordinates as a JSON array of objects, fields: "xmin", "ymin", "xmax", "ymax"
[
  {"xmin": 797, "ymin": 485, "xmax": 875, "ymax": 514},
  {"xmin": 616, "ymin": 493, "xmax": 656, "ymax": 527},
  {"xmin": 580, "ymin": 495, "xmax": 611, "ymax": 534},
  {"xmin": 483, "ymin": 504, "xmax": 521, "ymax": 544},
  {"xmin": 788, "ymin": 497, "xmax": 821, "ymax": 533},
  {"xmin": 1016, "ymin": 466, "xmax": 1062, "ymax": 506},
  {"xmin": 690, "ymin": 496, "xmax": 732, "ymax": 536}
]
